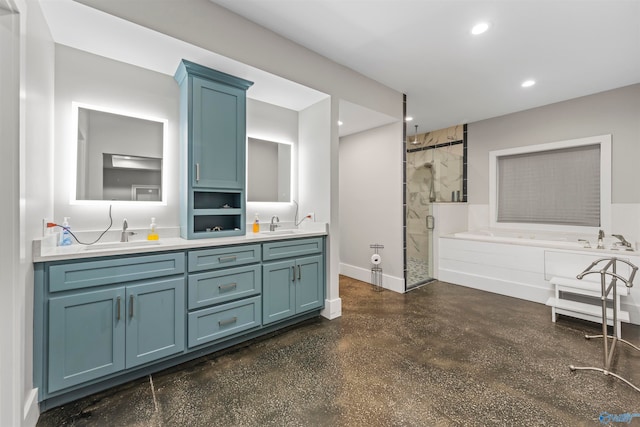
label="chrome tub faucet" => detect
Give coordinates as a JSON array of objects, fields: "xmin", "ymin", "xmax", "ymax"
[
  {"xmin": 612, "ymin": 234, "xmax": 633, "ymax": 251},
  {"xmin": 597, "ymin": 229, "xmax": 605, "ymax": 249}
]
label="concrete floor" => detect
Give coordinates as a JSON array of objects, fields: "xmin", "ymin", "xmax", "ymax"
[{"xmin": 38, "ymin": 276, "xmax": 640, "ymax": 426}]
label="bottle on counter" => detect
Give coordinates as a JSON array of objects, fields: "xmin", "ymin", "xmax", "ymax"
[
  {"xmin": 147, "ymin": 217, "xmax": 159, "ymax": 240},
  {"xmin": 252, "ymin": 213, "xmax": 260, "ymax": 233},
  {"xmin": 60, "ymin": 217, "xmax": 72, "ymax": 246}
]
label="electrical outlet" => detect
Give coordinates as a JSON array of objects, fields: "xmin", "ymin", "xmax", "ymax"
[
  {"xmin": 307, "ymin": 212, "xmax": 315, "ymax": 222},
  {"xmin": 42, "ymin": 218, "xmax": 50, "ymax": 237}
]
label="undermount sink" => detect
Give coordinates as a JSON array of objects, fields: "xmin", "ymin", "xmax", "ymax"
[
  {"xmin": 82, "ymin": 240, "xmax": 162, "ymax": 251},
  {"xmin": 260, "ymin": 229, "xmax": 298, "ymax": 236}
]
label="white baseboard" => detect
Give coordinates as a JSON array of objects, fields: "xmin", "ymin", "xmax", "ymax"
[
  {"xmin": 321, "ymin": 297, "xmax": 342, "ymax": 319},
  {"xmin": 23, "ymin": 388, "xmax": 39, "ymax": 427},
  {"xmin": 340, "ymin": 263, "xmax": 405, "ymax": 293}
]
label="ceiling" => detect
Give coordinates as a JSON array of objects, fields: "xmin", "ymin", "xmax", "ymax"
[
  {"xmin": 40, "ymin": 1, "xmax": 640, "ymax": 136},
  {"xmin": 210, "ymin": 0, "xmax": 640, "ymax": 132}
]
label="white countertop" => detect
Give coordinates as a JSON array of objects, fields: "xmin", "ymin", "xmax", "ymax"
[{"xmin": 33, "ymin": 224, "xmax": 328, "ymax": 263}]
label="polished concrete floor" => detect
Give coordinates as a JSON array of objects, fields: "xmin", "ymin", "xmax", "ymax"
[{"xmin": 38, "ymin": 277, "xmax": 640, "ymax": 426}]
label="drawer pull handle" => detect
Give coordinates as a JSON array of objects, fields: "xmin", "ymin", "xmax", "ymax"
[
  {"xmin": 129, "ymin": 295, "xmax": 134, "ymax": 319},
  {"xmin": 291, "ymin": 266, "xmax": 296, "ymax": 282},
  {"xmin": 195, "ymin": 163, "xmax": 200, "ymax": 182},
  {"xmin": 218, "ymin": 283, "xmax": 237, "ymax": 292},
  {"xmin": 219, "ymin": 316, "xmax": 237, "ymax": 327},
  {"xmin": 116, "ymin": 296, "xmax": 121, "ymax": 321},
  {"xmin": 219, "ymin": 255, "xmax": 237, "ymax": 263}
]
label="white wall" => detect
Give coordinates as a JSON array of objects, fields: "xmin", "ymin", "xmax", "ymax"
[
  {"xmin": 339, "ymin": 123, "xmax": 405, "ymax": 292},
  {"xmin": 0, "ymin": 5, "xmax": 22, "ymax": 426},
  {"xmin": 1, "ymin": 0, "xmax": 55, "ymax": 425},
  {"xmin": 467, "ymin": 84, "xmax": 640, "ymax": 242},
  {"xmin": 468, "ymin": 83, "xmax": 640, "ymax": 204},
  {"xmin": 299, "ymin": 98, "xmax": 341, "ymax": 318},
  {"xmin": 54, "ymin": 45, "xmax": 179, "ymax": 233}
]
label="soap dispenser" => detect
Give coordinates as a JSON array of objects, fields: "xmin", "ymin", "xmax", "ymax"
[
  {"xmin": 252, "ymin": 213, "xmax": 260, "ymax": 233},
  {"xmin": 147, "ymin": 217, "xmax": 159, "ymax": 240},
  {"xmin": 60, "ymin": 217, "xmax": 72, "ymax": 246}
]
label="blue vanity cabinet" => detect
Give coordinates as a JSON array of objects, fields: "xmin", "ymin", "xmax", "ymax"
[
  {"xmin": 174, "ymin": 59, "xmax": 253, "ymax": 239},
  {"xmin": 190, "ymin": 76, "xmax": 246, "ymax": 190},
  {"xmin": 187, "ymin": 244, "xmax": 262, "ymax": 348},
  {"xmin": 39, "ymin": 253, "xmax": 185, "ymax": 395},
  {"xmin": 48, "ymin": 287, "xmax": 126, "ymax": 393},
  {"xmin": 262, "ymin": 238, "xmax": 325, "ymax": 325},
  {"xmin": 34, "ymin": 237, "xmax": 327, "ymax": 410},
  {"xmin": 125, "ymin": 277, "xmax": 185, "ymax": 368}
]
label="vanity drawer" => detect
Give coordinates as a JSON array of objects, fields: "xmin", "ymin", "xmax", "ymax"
[
  {"xmin": 188, "ymin": 244, "xmax": 261, "ymax": 272},
  {"xmin": 187, "ymin": 296, "xmax": 261, "ymax": 348},
  {"xmin": 49, "ymin": 253, "xmax": 185, "ymax": 293},
  {"xmin": 262, "ymin": 238, "xmax": 323, "ymax": 261},
  {"xmin": 188, "ymin": 265, "xmax": 261, "ymax": 310}
]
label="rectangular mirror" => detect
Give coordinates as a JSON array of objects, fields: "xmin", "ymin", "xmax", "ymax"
[
  {"xmin": 247, "ymin": 137, "xmax": 292, "ymax": 203},
  {"xmin": 74, "ymin": 103, "xmax": 166, "ymax": 202}
]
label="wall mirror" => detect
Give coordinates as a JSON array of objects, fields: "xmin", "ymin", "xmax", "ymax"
[
  {"xmin": 74, "ymin": 104, "xmax": 166, "ymax": 202},
  {"xmin": 247, "ymin": 137, "xmax": 292, "ymax": 203}
]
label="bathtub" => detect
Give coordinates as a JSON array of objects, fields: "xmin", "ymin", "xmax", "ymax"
[
  {"xmin": 452, "ymin": 229, "xmax": 602, "ymax": 250},
  {"xmin": 439, "ymin": 228, "xmax": 640, "ymax": 325}
]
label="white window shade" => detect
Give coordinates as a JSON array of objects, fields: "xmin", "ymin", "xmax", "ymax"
[{"xmin": 497, "ymin": 144, "xmax": 601, "ymax": 227}]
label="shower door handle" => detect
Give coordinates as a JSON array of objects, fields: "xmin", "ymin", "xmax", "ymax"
[{"xmin": 426, "ymin": 215, "xmax": 435, "ymax": 230}]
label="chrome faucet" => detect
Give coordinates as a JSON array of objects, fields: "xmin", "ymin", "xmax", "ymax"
[
  {"xmin": 269, "ymin": 216, "xmax": 280, "ymax": 232},
  {"xmin": 612, "ymin": 234, "xmax": 633, "ymax": 251},
  {"xmin": 597, "ymin": 229, "xmax": 605, "ymax": 249},
  {"xmin": 120, "ymin": 219, "xmax": 136, "ymax": 242}
]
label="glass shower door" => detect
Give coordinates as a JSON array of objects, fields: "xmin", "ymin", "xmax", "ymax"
[{"xmin": 406, "ymin": 178, "xmax": 435, "ymax": 289}]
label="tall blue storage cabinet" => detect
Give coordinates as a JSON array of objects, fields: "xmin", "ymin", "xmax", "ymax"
[{"xmin": 174, "ymin": 60, "xmax": 254, "ymax": 239}]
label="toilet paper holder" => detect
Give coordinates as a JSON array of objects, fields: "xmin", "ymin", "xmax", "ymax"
[{"xmin": 370, "ymin": 244, "xmax": 384, "ymax": 292}]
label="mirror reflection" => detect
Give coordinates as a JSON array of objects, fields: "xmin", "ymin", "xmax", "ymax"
[
  {"xmin": 247, "ymin": 137, "xmax": 292, "ymax": 203},
  {"xmin": 75, "ymin": 105, "xmax": 165, "ymax": 201}
]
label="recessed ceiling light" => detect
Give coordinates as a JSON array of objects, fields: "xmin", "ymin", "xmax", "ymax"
[
  {"xmin": 338, "ymin": 120, "xmax": 343, "ymax": 126},
  {"xmin": 521, "ymin": 79, "xmax": 536, "ymax": 88},
  {"xmin": 471, "ymin": 22, "xmax": 490, "ymax": 35},
  {"xmin": 405, "ymin": 116, "xmax": 413, "ymax": 122}
]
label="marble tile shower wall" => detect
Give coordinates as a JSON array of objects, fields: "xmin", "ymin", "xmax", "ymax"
[{"xmin": 406, "ymin": 125, "xmax": 464, "ymax": 266}]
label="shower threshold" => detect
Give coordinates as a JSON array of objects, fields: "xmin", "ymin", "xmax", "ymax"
[{"xmin": 406, "ymin": 278, "xmax": 435, "ymax": 291}]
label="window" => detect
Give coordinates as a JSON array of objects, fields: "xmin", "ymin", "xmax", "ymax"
[{"xmin": 489, "ymin": 135, "xmax": 611, "ymax": 232}]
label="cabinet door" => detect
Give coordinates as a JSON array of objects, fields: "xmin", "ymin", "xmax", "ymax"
[
  {"xmin": 295, "ymin": 255, "xmax": 324, "ymax": 313},
  {"xmin": 192, "ymin": 76, "xmax": 246, "ymax": 189},
  {"xmin": 126, "ymin": 277, "xmax": 185, "ymax": 368},
  {"xmin": 48, "ymin": 287, "xmax": 125, "ymax": 393},
  {"xmin": 262, "ymin": 260, "xmax": 295, "ymax": 325}
]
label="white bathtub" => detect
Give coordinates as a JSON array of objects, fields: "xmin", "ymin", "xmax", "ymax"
[
  {"xmin": 452, "ymin": 229, "xmax": 618, "ymax": 250},
  {"xmin": 440, "ymin": 228, "xmax": 640, "ymax": 324}
]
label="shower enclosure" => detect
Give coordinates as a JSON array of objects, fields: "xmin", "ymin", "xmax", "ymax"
[{"xmin": 405, "ymin": 125, "xmax": 466, "ymax": 290}]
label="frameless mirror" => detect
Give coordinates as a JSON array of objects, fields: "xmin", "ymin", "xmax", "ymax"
[
  {"xmin": 75, "ymin": 104, "xmax": 166, "ymax": 202},
  {"xmin": 247, "ymin": 137, "xmax": 292, "ymax": 202}
]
